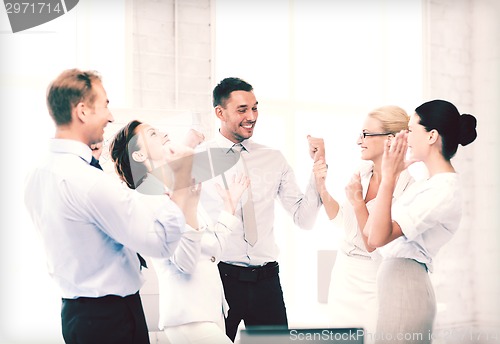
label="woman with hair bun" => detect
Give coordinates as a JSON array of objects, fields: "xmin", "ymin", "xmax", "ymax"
[{"xmin": 362, "ymin": 99, "xmax": 478, "ymax": 343}]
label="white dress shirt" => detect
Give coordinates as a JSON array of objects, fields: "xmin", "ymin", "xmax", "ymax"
[
  {"xmin": 378, "ymin": 172, "xmax": 463, "ymax": 272},
  {"xmin": 196, "ymin": 132, "xmax": 322, "ymax": 266},
  {"xmin": 24, "ymin": 139, "xmax": 193, "ymax": 299}
]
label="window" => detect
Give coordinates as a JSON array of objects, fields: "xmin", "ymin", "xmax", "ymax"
[{"xmin": 215, "ymin": 0, "xmax": 423, "ymax": 327}]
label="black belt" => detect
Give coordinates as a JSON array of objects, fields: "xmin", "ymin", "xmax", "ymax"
[
  {"xmin": 218, "ymin": 261, "xmax": 279, "ymax": 282},
  {"xmin": 62, "ymin": 291, "xmax": 140, "ymax": 304}
]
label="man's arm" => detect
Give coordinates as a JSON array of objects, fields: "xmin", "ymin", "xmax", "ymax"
[
  {"xmin": 278, "ymin": 156, "xmax": 323, "ymax": 230},
  {"xmin": 89, "ymin": 175, "xmax": 192, "ymax": 259}
]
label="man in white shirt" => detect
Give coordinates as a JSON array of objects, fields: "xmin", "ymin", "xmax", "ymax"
[
  {"xmin": 197, "ymin": 77, "xmax": 324, "ymax": 341},
  {"xmin": 24, "ymin": 69, "xmax": 195, "ymax": 344}
]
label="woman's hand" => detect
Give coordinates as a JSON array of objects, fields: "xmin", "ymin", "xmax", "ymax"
[
  {"xmin": 184, "ymin": 128, "xmax": 205, "ymax": 148},
  {"xmin": 345, "ymin": 172, "xmax": 364, "ymax": 207},
  {"xmin": 216, "ymin": 174, "xmax": 250, "ymax": 215},
  {"xmin": 313, "ymin": 158, "xmax": 328, "ymax": 192},
  {"xmin": 381, "ymin": 131, "xmax": 414, "ymax": 182}
]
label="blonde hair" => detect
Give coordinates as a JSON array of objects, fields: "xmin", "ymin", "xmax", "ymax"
[{"xmin": 367, "ymin": 105, "xmax": 409, "ymax": 134}]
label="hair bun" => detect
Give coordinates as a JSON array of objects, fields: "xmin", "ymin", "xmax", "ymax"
[{"xmin": 459, "ymin": 114, "xmax": 477, "ymax": 146}]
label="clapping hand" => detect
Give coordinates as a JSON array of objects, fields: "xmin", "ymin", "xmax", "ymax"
[
  {"xmin": 345, "ymin": 172, "xmax": 364, "ymax": 207},
  {"xmin": 184, "ymin": 128, "xmax": 205, "ymax": 148},
  {"xmin": 381, "ymin": 130, "xmax": 416, "ymax": 181}
]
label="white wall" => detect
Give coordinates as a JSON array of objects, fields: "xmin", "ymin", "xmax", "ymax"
[
  {"xmin": 423, "ymin": 0, "xmax": 500, "ymax": 341},
  {"xmin": 470, "ymin": 0, "xmax": 500, "ymax": 333}
]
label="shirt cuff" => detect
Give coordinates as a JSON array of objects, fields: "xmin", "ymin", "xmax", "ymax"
[
  {"xmin": 182, "ymin": 225, "xmax": 205, "ymax": 240},
  {"xmin": 217, "ymin": 210, "xmax": 239, "ymax": 230},
  {"xmin": 307, "ymin": 172, "xmax": 323, "ymax": 205}
]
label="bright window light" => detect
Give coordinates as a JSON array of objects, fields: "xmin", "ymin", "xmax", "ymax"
[{"xmin": 215, "ymin": 0, "xmax": 423, "ymax": 327}]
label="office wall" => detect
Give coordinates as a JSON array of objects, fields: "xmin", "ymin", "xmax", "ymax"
[
  {"xmin": 423, "ymin": 0, "xmax": 500, "ymax": 340},
  {"xmin": 469, "ymin": 0, "xmax": 500, "ymax": 332},
  {"xmin": 131, "ymin": 0, "xmax": 213, "ymax": 126}
]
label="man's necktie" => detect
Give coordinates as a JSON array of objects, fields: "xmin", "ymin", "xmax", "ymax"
[
  {"xmin": 232, "ymin": 144, "xmax": 258, "ymax": 246},
  {"xmin": 90, "ymin": 156, "xmax": 102, "ymax": 170},
  {"xmin": 89, "ymin": 156, "xmax": 148, "ymax": 269}
]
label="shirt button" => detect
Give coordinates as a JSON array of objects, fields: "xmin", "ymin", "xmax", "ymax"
[{"xmin": 210, "ymin": 256, "xmax": 216, "ymax": 262}]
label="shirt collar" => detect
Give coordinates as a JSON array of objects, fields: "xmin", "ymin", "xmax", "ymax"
[
  {"xmin": 359, "ymin": 160, "xmax": 375, "ymax": 178},
  {"xmin": 215, "ymin": 130, "xmax": 253, "ymax": 154},
  {"xmin": 49, "ymin": 138, "xmax": 93, "ymax": 164}
]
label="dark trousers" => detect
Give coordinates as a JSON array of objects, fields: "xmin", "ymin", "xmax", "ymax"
[
  {"xmin": 61, "ymin": 292, "xmax": 150, "ymax": 344},
  {"xmin": 218, "ymin": 262, "xmax": 288, "ymax": 342}
]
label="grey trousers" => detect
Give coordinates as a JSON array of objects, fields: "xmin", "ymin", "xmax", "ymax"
[{"xmin": 374, "ymin": 258, "xmax": 436, "ymax": 344}]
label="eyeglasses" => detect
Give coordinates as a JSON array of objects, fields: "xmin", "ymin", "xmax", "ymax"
[{"xmin": 359, "ymin": 132, "xmax": 393, "ymax": 139}]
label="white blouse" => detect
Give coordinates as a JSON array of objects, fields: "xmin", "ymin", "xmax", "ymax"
[
  {"xmin": 136, "ymin": 174, "xmax": 239, "ymax": 327},
  {"xmin": 152, "ymin": 207, "xmax": 238, "ymax": 328},
  {"xmin": 378, "ymin": 172, "xmax": 462, "ymax": 272},
  {"xmin": 332, "ymin": 161, "xmax": 414, "ymax": 259}
]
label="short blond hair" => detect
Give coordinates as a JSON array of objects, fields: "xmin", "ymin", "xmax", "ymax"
[{"xmin": 368, "ymin": 105, "xmax": 409, "ymax": 134}]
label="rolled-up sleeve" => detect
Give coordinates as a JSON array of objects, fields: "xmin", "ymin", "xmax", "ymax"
[{"xmin": 278, "ymin": 162, "xmax": 322, "ymax": 230}]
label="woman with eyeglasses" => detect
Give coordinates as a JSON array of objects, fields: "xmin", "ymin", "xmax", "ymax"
[
  {"xmin": 313, "ymin": 105, "xmax": 414, "ymax": 341},
  {"xmin": 362, "ymin": 100, "xmax": 477, "ymax": 343},
  {"xmin": 109, "ymin": 120, "xmax": 249, "ymax": 344}
]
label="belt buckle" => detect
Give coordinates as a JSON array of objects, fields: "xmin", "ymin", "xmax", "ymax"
[{"xmin": 239, "ymin": 268, "xmax": 258, "ymax": 282}]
